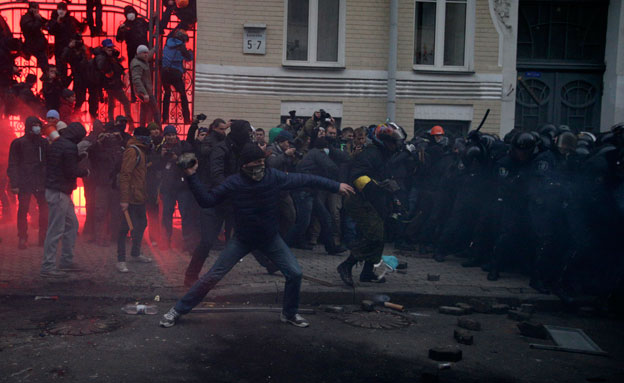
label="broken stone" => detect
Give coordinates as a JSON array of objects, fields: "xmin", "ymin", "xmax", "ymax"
[
  {"xmin": 490, "ymin": 304, "xmax": 510, "ymax": 314},
  {"xmin": 517, "ymin": 321, "xmax": 549, "ymax": 339},
  {"xmin": 507, "ymin": 309, "xmax": 531, "ymax": 321},
  {"xmin": 321, "ymin": 305, "xmax": 345, "ymax": 314},
  {"xmin": 361, "ymin": 300, "xmax": 375, "ymax": 312},
  {"xmin": 468, "ymin": 298, "xmax": 492, "ymax": 313},
  {"xmin": 454, "ymin": 329, "xmax": 474, "ymax": 345},
  {"xmin": 439, "ymin": 306, "xmax": 466, "ymax": 316},
  {"xmin": 520, "ymin": 303, "xmax": 535, "ymax": 314},
  {"xmin": 455, "ymin": 303, "xmax": 473, "ymax": 314},
  {"xmin": 427, "ymin": 274, "xmax": 440, "ymax": 281},
  {"xmin": 428, "ymin": 347, "xmax": 462, "ymax": 362},
  {"xmin": 457, "ymin": 317, "xmax": 481, "ymax": 331}
]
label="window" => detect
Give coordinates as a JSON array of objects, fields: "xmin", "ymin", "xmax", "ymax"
[
  {"xmin": 414, "ymin": 0, "xmax": 475, "ymax": 71},
  {"xmin": 284, "ymin": 0, "xmax": 346, "ymax": 67}
]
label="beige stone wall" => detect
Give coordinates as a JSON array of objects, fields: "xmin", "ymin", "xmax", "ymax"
[
  {"xmin": 196, "ymin": 0, "xmax": 284, "ymax": 67},
  {"xmin": 193, "ymin": 0, "xmax": 504, "ymax": 137},
  {"xmin": 345, "ymin": 1, "xmax": 389, "ymax": 70},
  {"xmin": 196, "ymin": 1, "xmax": 500, "ymax": 71}
]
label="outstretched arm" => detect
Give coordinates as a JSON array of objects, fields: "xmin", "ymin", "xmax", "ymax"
[{"xmin": 276, "ymin": 170, "xmax": 354, "ymax": 196}]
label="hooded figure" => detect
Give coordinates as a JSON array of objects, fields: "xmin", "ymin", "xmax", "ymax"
[
  {"xmin": 45, "ymin": 122, "xmax": 88, "ymax": 195},
  {"xmin": 20, "ymin": 2, "xmax": 48, "ymax": 71},
  {"xmin": 116, "ymin": 5, "xmax": 149, "ymax": 101},
  {"xmin": 48, "ymin": 2, "xmax": 83, "ymax": 81},
  {"xmin": 7, "ymin": 116, "xmax": 49, "ymax": 248},
  {"xmin": 116, "ymin": 6, "xmax": 149, "ymax": 66}
]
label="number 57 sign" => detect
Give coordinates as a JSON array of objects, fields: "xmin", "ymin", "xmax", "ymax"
[{"xmin": 243, "ymin": 24, "xmax": 267, "ymax": 55}]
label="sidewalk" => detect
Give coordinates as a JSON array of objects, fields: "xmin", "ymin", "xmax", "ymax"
[{"xmin": 0, "ymin": 223, "xmax": 559, "ymax": 308}]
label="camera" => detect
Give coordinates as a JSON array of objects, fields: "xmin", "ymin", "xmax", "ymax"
[{"xmin": 176, "ymin": 152, "xmax": 197, "ymax": 169}]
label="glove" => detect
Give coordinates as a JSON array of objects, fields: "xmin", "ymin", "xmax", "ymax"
[{"xmin": 379, "ymin": 179, "xmax": 400, "ymax": 193}]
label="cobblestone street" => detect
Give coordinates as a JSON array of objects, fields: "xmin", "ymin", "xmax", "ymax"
[{"xmin": 0, "ymin": 222, "xmax": 555, "ymax": 308}]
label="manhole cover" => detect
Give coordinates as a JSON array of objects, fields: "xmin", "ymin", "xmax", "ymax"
[
  {"xmin": 341, "ymin": 311, "xmax": 410, "ymax": 329},
  {"xmin": 47, "ymin": 316, "xmax": 122, "ymax": 336}
]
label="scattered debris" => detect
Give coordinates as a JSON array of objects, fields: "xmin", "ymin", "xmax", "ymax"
[
  {"xmin": 517, "ymin": 321, "xmax": 548, "ymax": 339},
  {"xmin": 154, "ymin": 295, "xmax": 161, "ymax": 302},
  {"xmin": 397, "ymin": 262, "xmax": 408, "ymax": 270},
  {"xmin": 320, "ymin": 305, "xmax": 344, "ymax": 313},
  {"xmin": 530, "ymin": 326, "xmax": 608, "ymax": 356},
  {"xmin": 508, "ymin": 309, "xmax": 532, "ymax": 321},
  {"xmin": 454, "ymin": 329, "xmax": 474, "ymax": 345},
  {"xmin": 371, "ymin": 294, "xmax": 405, "ymax": 311},
  {"xmin": 455, "ymin": 303, "xmax": 473, "ymax": 314},
  {"xmin": 361, "ymin": 300, "xmax": 375, "ymax": 312},
  {"xmin": 520, "ymin": 303, "xmax": 535, "ymax": 314},
  {"xmin": 427, "ymin": 274, "xmax": 440, "ymax": 281},
  {"xmin": 468, "ymin": 298, "xmax": 492, "ymax": 313},
  {"xmin": 491, "ymin": 304, "xmax": 510, "ymax": 314},
  {"xmin": 34, "ymin": 296, "xmax": 59, "ymax": 301},
  {"xmin": 428, "ymin": 347, "xmax": 463, "ymax": 362},
  {"xmin": 439, "ymin": 306, "xmax": 466, "ymax": 316},
  {"xmin": 457, "ymin": 317, "xmax": 481, "ymax": 331}
]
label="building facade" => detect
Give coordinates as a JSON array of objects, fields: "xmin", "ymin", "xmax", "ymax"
[{"xmin": 193, "ymin": 0, "xmax": 623, "ymax": 137}]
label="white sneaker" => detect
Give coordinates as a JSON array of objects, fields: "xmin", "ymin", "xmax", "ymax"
[
  {"xmin": 280, "ymin": 313, "xmax": 310, "ymax": 328},
  {"xmin": 159, "ymin": 307, "xmax": 181, "ymax": 328},
  {"xmin": 131, "ymin": 254, "xmax": 153, "ymax": 263},
  {"xmin": 116, "ymin": 262, "xmax": 129, "ymax": 273}
]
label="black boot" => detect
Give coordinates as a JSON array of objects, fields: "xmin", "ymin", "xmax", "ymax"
[
  {"xmin": 337, "ymin": 254, "xmax": 356, "ymax": 286},
  {"xmin": 359, "ymin": 261, "xmax": 386, "ymax": 283}
]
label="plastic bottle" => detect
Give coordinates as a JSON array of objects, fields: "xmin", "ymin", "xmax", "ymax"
[{"xmin": 121, "ymin": 304, "xmax": 158, "ymax": 315}]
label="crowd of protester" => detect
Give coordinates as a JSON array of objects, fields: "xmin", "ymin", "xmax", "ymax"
[
  {"xmin": 1, "ymin": 2, "xmax": 623, "ymax": 308},
  {"xmin": 0, "ymin": 1, "xmax": 196, "ymax": 129}
]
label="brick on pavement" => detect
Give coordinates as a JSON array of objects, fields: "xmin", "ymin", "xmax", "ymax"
[{"xmin": 0, "ymin": 223, "xmax": 556, "ymax": 305}]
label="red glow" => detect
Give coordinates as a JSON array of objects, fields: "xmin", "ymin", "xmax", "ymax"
[{"xmin": 1, "ymin": 1, "xmax": 196, "ymax": 215}]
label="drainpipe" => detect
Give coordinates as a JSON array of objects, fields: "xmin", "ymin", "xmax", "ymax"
[{"xmin": 387, "ymin": 0, "xmax": 399, "ymax": 121}]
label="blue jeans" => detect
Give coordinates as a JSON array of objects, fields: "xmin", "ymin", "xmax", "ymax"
[
  {"xmin": 175, "ymin": 235, "xmax": 303, "ymax": 318},
  {"xmin": 285, "ymin": 190, "xmax": 334, "ymax": 251}
]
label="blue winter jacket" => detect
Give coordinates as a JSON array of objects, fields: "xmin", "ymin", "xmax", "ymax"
[
  {"xmin": 162, "ymin": 37, "xmax": 192, "ymax": 73},
  {"xmin": 187, "ymin": 168, "xmax": 340, "ymax": 244}
]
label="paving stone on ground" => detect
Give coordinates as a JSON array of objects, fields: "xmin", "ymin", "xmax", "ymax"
[{"xmin": 0, "ymin": 223, "xmax": 556, "ymax": 305}]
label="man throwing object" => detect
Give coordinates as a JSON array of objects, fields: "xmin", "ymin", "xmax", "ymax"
[{"xmin": 160, "ymin": 143, "xmax": 354, "ymax": 328}]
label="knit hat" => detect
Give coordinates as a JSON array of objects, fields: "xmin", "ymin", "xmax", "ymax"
[
  {"xmin": 134, "ymin": 127, "xmax": 150, "ymax": 137},
  {"xmin": 123, "ymin": 5, "xmax": 137, "ymax": 16},
  {"xmin": 163, "ymin": 125, "xmax": 177, "ymax": 136},
  {"xmin": 229, "ymin": 120, "xmax": 252, "ymax": 147},
  {"xmin": 268, "ymin": 127, "xmax": 283, "ymax": 144},
  {"xmin": 198, "ymin": 127, "xmax": 209, "ymax": 134},
  {"xmin": 56, "ymin": 121, "xmax": 67, "ymax": 131},
  {"xmin": 147, "ymin": 122, "xmax": 161, "ymax": 132},
  {"xmin": 136, "ymin": 45, "xmax": 149, "ymax": 54},
  {"xmin": 62, "ymin": 88, "xmax": 74, "ymax": 99},
  {"xmin": 46, "ymin": 110, "xmax": 60, "ymax": 120},
  {"xmin": 239, "ymin": 143, "xmax": 266, "ymax": 166},
  {"xmin": 275, "ymin": 130, "xmax": 294, "ymax": 144},
  {"xmin": 101, "ymin": 39, "xmax": 114, "ymax": 48}
]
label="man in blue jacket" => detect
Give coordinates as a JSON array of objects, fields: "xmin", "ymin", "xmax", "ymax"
[
  {"xmin": 160, "ymin": 143, "xmax": 354, "ymax": 328},
  {"xmin": 161, "ymin": 30, "xmax": 193, "ymax": 124}
]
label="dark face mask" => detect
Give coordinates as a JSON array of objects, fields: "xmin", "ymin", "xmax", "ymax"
[{"xmin": 241, "ymin": 164, "xmax": 265, "ymax": 182}]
